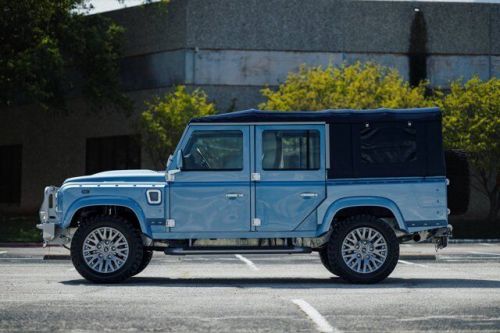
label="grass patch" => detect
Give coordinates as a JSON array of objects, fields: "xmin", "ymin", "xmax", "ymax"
[{"xmin": 0, "ymin": 215, "xmax": 41, "ymax": 243}]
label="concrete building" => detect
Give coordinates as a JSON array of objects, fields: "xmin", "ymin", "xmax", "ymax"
[{"xmin": 0, "ymin": 0, "xmax": 498, "ymax": 219}]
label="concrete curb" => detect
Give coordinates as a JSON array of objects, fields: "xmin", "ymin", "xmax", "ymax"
[
  {"xmin": 448, "ymin": 239, "xmax": 500, "ymax": 244},
  {"xmin": 0, "ymin": 243, "xmax": 60, "ymax": 248},
  {"xmin": 399, "ymin": 255, "xmax": 436, "ymax": 261},
  {"xmin": 43, "ymin": 255, "xmax": 71, "ymax": 260}
]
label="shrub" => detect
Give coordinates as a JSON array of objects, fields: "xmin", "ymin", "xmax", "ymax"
[
  {"xmin": 259, "ymin": 62, "xmax": 431, "ymax": 111},
  {"xmin": 437, "ymin": 77, "xmax": 500, "ymax": 221},
  {"xmin": 140, "ymin": 86, "xmax": 216, "ymax": 168}
]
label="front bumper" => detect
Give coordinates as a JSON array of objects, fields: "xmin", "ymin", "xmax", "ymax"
[
  {"xmin": 38, "ymin": 186, "xmax": 61, "ymax": 243},
  {"xmin": 36, "ymin": 222, "xmax": 56, "ymax": 242}
]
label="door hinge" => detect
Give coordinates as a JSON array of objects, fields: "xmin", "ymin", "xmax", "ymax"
[
  {"xmin": 166, "ymin": 219, "xmax": 175, "ymax": 228},
  {"xmin": 252, "ymin": 218, "xmax": 261, "ymax": 227},
  {"xmin": 251, "ymin": 173, "xmax": 261, "ymax": 181}
]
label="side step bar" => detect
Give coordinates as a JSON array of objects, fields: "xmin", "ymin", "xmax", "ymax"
[{"xmin": 164, "ymin": 246, "xmax": 312, "ymax": 255}]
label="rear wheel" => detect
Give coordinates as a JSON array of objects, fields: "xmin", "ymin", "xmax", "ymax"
[
  {"xmin": 132, "ymin": 249, "xmax": 153, "ymax": 276},
  {"xmin": 326, "ymin": 215, "xmax": 399, "ymax": 284},
  {"xmin": 71, "ymin": 216, "xmax": 144, "ymax": 283}
]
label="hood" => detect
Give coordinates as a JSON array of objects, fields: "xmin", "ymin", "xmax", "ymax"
[{"xmin": 63, "ymin": 169, "xmax": 166, "ymax": 184}]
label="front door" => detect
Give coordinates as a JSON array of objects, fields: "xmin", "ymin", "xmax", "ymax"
[
  {"xmin": 254, "ymin": 124, "xmax": 326, "ymax": 231},
  {"xmin": 169, "ymin": 125, "xmax": 251, "ymax": 232}
]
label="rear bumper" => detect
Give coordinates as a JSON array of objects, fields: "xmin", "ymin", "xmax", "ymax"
[{"xmin": 431, "ymin": 224, "xmax": 453, "ymax": 250}]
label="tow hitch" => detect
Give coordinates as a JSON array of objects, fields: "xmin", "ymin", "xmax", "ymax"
[{"xmin": 433, "ymin": 225, "xmax": 453, "ymax": 251}]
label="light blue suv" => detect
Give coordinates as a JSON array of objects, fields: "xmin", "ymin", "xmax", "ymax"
[{"xmin": 38, "ymin": 108, "xmax": 465, "ymax": 284}]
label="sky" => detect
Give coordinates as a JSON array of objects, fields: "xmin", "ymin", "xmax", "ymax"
[
  {"xmin": 88, "ymin": 0, "xmax": 500, "ymax": 14},
  {"xmin": 87, "ymin": 0, "xmax": 152, "ymax": 14}
]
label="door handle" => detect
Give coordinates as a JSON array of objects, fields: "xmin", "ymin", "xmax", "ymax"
[
  {"xmin": 300, "ymin": 192, "xmax": 318, "ymax": 198},
  {"xmin": 226, "ymin": 193, "xmax": 244, "ymax": 199}
]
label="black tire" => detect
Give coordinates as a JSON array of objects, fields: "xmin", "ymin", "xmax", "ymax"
[
  {"xmin": 132, "ymin": 249, "xmax": 153, "ymax": 276},
  {"xmin": 71, "ymin": 215, "xmax": 144, "ymax": 283},
  {"xmin": 445, "ymin": 149, "xmax": 470, "ymax": 215},
  {"xmin": 326, "ymin": 215, "xmax": 399, "ymax": 284},
  {"xmin": 318, "ymin": 248, "xmax": 340, "ymax": 276}
]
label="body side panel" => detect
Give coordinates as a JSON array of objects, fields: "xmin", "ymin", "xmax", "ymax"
[
  {"xmin": 317, "ymin": 177, "xmax": 448, "ymax": 233},
  {"xmin": 60, "ymin": 183, "xmax": 167, "ymax": 237}
]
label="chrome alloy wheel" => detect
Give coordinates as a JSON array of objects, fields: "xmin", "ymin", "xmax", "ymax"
[
  {"xmin": 341, "ymin": 227, "xmax": 388, "ymax": 274},
  {"xmin": 82, "ymin": 227, "xmax": 129, "ymax": 274}
]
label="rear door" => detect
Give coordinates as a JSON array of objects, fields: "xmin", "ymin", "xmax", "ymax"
[{"xmin": 254, "ymin": 124, "xmax": 326, "ymax": 231}]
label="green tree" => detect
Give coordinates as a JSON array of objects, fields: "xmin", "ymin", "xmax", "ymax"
[
  {"xmin": 259, "ymin": 62, "xmax": 432, "ymax": 111},
  {"xmin": 140, "ymin": 86, "xmax": 216, "ymax": 168},
  {"xmin": 437, "ymin": 77, "xmax": 500, "ymax": 222},
  {"xmin": 0, "ymin": 0, "xmax": 129, "ymax": 112}
]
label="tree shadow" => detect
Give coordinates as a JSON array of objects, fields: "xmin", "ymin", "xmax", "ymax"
[{"xmin": 61, "ymin": 276, "xmax": 500, "ymax": 289}]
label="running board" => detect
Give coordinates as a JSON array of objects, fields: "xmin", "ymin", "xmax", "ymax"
[{"xmin": 164, "ymin": 246, "xmax": 312, "ymax": 255}]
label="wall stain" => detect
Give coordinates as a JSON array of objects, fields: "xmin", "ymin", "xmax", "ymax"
[{"xmin": 409, "ymin": 10, "xmax": 428, "ymax": 87}]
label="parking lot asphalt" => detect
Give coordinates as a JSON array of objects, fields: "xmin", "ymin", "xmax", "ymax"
[{"xmin": 1, "ymin": 243, "xmax": 500, "ymax": 332}]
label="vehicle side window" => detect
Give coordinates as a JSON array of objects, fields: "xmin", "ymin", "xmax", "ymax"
[
  {"xmin": 262, "ymin": 130, "xmax": 320, "ymax": 170},
  {"xmin": 360, "ymin": 125, "xmax": 417, "ymax": 164},
  {"xmin": 183, "ymin": 130, "xmax": 243, "ymax": 171}
]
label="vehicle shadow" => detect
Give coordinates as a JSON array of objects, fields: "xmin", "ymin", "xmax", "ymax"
[{"xmin": 61, "ymin": 277, "xmax": 500, "ymax": 289}]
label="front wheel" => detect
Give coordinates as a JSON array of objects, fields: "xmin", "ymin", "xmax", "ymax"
[
  {"xmin": 132, "ymin": 249, "xmax": 153, "ymax": 276},
  {"xmin": 326, "ymin": 215, "xmax": 399, "ymax": 284},
  {"xmin": 71, "ymin": 216, "xmax": 144, "ymax": 283}
]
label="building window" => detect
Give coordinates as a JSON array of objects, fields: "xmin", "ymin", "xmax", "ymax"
[
  {"xmin": 86, "ymin": 135, "xmax": 141, "ymax": 174},
  {"xmin": 262, "ymin": 130, "xmax": 320, "ymax": 170},
  {"xmin": 0, "ymin": 145, "xmax": 22, "ymax": 204},
  {"xmin": 183, "ymin": 130, "xmax": 243, "ymax": 171}
]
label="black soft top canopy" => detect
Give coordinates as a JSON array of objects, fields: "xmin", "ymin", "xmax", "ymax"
[
  {"xmin": 190, "ymin": 108, "xmax": 441, "ymax": 124},
  {"xmin": 191, "ymin": 107, "xmax": 445, "ymax": 179}
]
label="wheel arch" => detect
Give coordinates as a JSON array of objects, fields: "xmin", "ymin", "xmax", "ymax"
[
  {"xmin": 319, "ymin": 197, "xmax": 408, "ymax": 233},
  {"xmin": 62, "ymin": 196, "xmax": 149, "ymax": 236}
]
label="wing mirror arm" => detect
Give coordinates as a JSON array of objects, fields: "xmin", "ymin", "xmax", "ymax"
[
  {"xmin": 176, "ymin": 149, "xmax": 183, "ymax": 170},
  {"xmin": 166, "ymin": 150, "xmax": 183, "ymax": 182}
]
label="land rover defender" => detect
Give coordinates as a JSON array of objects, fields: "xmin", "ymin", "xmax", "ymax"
[{"xmin": 37, "ymin": 108, "xmax": 468, "ymax": 284}]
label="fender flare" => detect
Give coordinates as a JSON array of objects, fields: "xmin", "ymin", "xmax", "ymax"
[
  {"xmin": 318, "ymin": 196, "xmax": 408, "ymax": 233},
  {"xmin": 62, "ymin": 196, "xmax": 149, "ymax": 236}
]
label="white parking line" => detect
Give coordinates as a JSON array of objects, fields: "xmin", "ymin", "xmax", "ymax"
[
  {"xmin": 67, "ymin": 267, "xmax": 76, "ymax": 272},
  {"xmin": 292, "ymin": 299, "xmax": 338, "ymax": 333},
  {"xmin": 0, "ymin": 251, "xmax": 7, "ymax": 255},
  {"xmin": 468, "ymin": 251, "xmax": 500, "ymax": 256},
  {"xmin": 234, "ymin": 254, "xmax": 259, "ymax": 271},
  {"xmin": 398, "ymin": 260, "xmax": 429, "ymax": 268}
]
